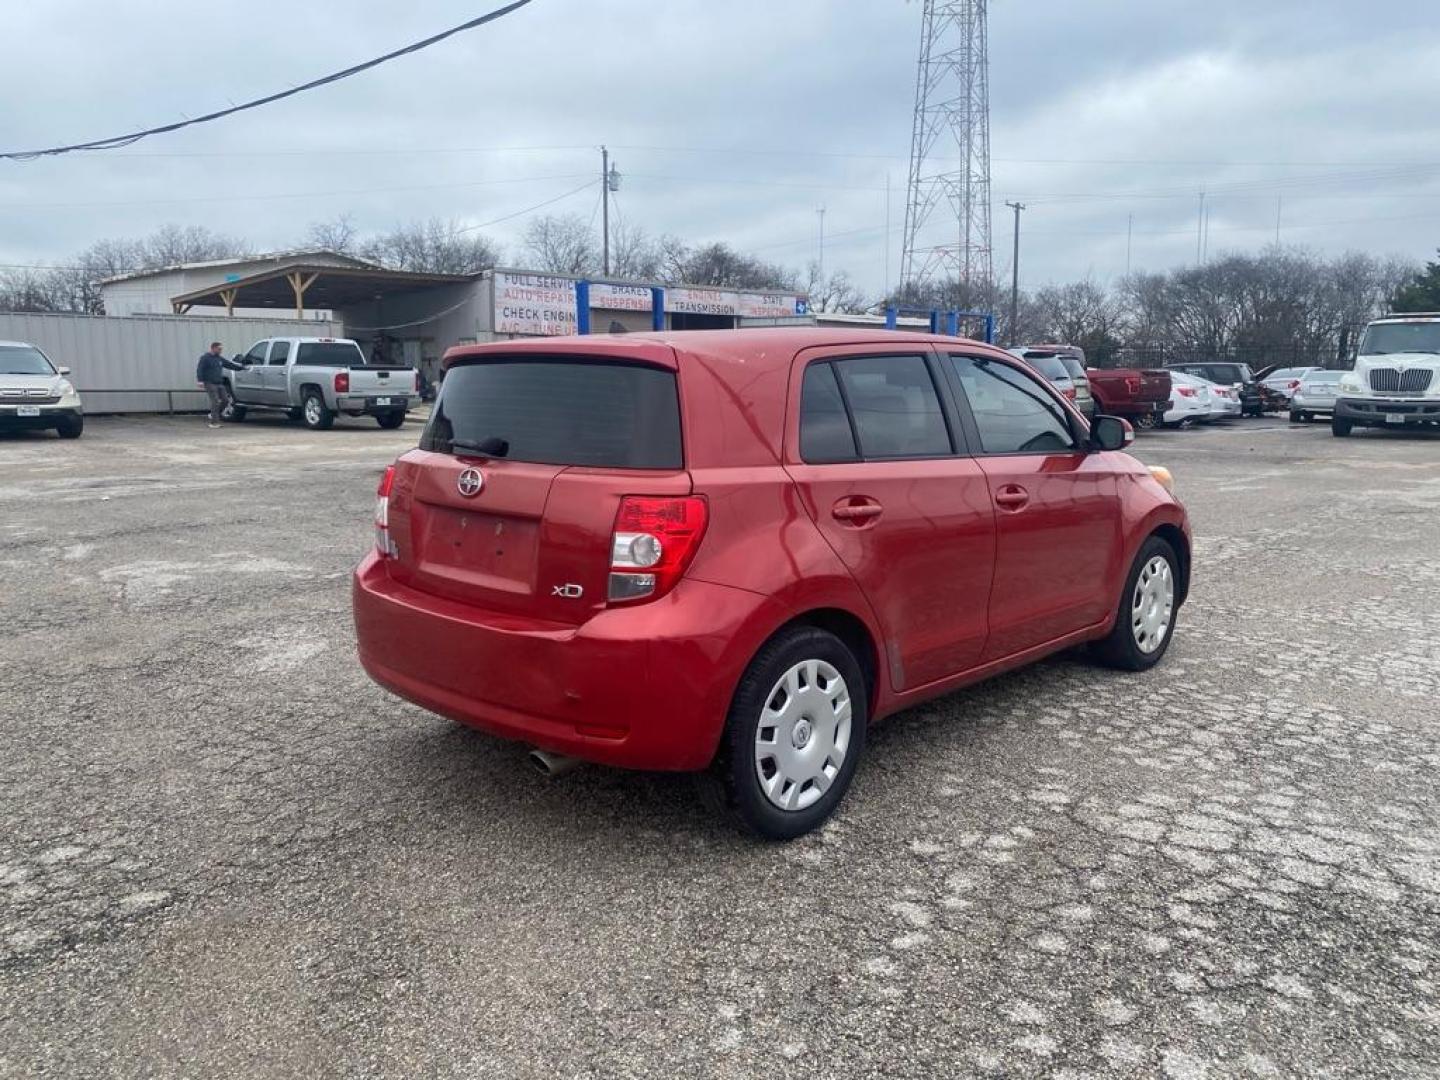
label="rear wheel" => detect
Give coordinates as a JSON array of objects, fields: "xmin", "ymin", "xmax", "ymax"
[
  {"xmin": 1332, "ymin": 417, "xmax": 1353, "ymax": 438},
  {"xmin": 1092, "ymin": 536, "xmax": 1179, "ymax": 672},
  {"xmin": 1133, "ymin": 412, "xmax": 1159, "ymax": 431},
  {"xmin": 302, "ymin": 390, "xmax": 334, "ymax": 430},
  {"xmin": 712, "ymin": 626, "xmax": 867, "ymax": 840},
  {"xmin": 55, "ymin": 415, "xmax": 83, "ymax": 439},
  {"xmin": 376, "ymin": 411, "xmax": 405, "ymax": 430}
]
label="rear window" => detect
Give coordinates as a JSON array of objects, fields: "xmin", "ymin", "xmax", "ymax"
[
  {"xmin": 1057, "ymin": 356, "xmax": 1087, "ymax": 380},
  {"xmin": 423, "ymin": 358, "xmax": 683, "ymax": 469},
  {"xmin": 295, "ymin": 342, "xmax": 364, "ymax": 367},
  {"xmin": 1023, "ymin": 354, "xmax": 1069, "ymax": 381},
  {"xmin": 1304, "ymin": 371, "xmax": 1342, "ymax": 383}
]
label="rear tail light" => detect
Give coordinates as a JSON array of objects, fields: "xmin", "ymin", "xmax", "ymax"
[
  {"xmin": 334, "ymin": 371, "xmax": 350, "ymax": 394},
  {"xmin": 1125, "ymin": 376, "xmax": 1141, "ymax": 395},
  {"xmin": 1177, "ymin": 386, "xmax": 1197, "ymax": 398},
  {"xmin": 607, "ymin": 496, "xmax": 708, "ymax": 604},
  {"xmin": 1063, "ymin": 387, "xmax": 1077, "ymax": 401},
  {"xmin": 1287, "ymin": 380, "xmax": 1301, "ymax": 390},
  {"xmin": 374, "ymin": 464, "xmax": 396, "ymax": 557},
  {"xmin": 414, "ymin": 371, "xmax": 422, "ymax": 395}
]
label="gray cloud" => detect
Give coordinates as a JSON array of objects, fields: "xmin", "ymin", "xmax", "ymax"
[{"xmin": 2, "ymin": 0, "xmax": 1438, "ymax": 297}]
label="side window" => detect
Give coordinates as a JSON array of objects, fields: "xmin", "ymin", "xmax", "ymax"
[
  {"xmin": 832, "ymin": 355, "xmax": 952, "ymax": 458},
  {"xmin": 268, "ymin": 340, "xmax": 291, "ymax": 366},
  {"xmin": 948, "ymin": 355, "xmax": 1077, "ymax": 455},
  {"xmin": 244, "ymin": 341, "xmax": 268, "ymax": 365},
  {"xmin": 799, "ymin": 362, "xmax": 859, "ymax": 463}
]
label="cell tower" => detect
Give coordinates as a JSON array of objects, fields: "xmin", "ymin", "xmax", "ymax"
[{"xmin": 899, "ymin": 0, "xmax": 993, "ymax": 300}]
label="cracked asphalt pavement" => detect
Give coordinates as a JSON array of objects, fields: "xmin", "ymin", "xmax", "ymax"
[{"xmin": 2, "ymin": 414, "xmax": 1438, "ymax": 1079}]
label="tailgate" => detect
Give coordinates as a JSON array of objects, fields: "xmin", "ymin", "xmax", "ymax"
[
  {"xmin": 348, "ymin": 368, "xmax": 411, "ymax": 395},
  {"xmin": 1139, "ymin": 370, "xmax": 1172, "ymax": 404}
]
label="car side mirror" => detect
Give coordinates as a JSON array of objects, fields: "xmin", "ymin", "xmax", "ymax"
[
  {"xmin": 58, "ymin": 366, "xmax": 71, "ymax": 376},
  {"xmin": 1089, "ymin": 414, "xmax": 1133, "ymax": 452}
]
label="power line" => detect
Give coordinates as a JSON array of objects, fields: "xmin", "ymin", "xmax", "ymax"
[{"xmin": 0, "ymin": 1, "xmax": 537, "ymax": 161}]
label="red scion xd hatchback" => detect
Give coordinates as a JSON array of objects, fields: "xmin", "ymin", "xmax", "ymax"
[{"xmin": 353, "ymin": 329, "xmax": 1190, "ymax": 839}]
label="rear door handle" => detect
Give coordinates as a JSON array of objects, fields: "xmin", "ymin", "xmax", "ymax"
[
  {"xmin": 994, "ymin": 485, "xmax": 1030, "ymax": 510},
  {"xmin": 832, "ymin": 501, "xmax": 883, "ymax": 524}
]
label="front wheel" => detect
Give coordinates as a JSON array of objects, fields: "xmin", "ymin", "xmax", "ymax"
[
  {"xmin": 713, "ymin": 627, "xmax": 868, "ymax": 840},
  {"xmin": 1332, "ymin": 417, "xmax": 1353, "ymax": 438},
  {"xmin": 375, "ymin": 411, "xmax": 405, "ymax": 430},
  {"xmin": 302, "ymin": 391, "xmax": 334, "ymax": 430},
  {"xmin": 55, "ymin": 415, "xmax": 83, "ymax": 439},
  {"xmin": 1092, "ymin": 536, "xmax": 1179, "ymax": 672}
]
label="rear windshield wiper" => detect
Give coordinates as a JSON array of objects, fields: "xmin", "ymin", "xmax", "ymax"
[{"xmin": 449, "ymin": 436, "xmax": 510, "ymax": 457}]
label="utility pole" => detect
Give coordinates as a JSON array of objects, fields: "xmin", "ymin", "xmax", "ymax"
[
  {"xmin": 884, "ymin": 174, "xmax": 891, "ymax": 299},
  {"xmin": 817, "ymin": 206, "xmax": 826, "ymax": 283},
  {"xmin": 1196, "ymin": 191, "xmax": 1206, "ymax": 266},
  {"xmin": 1126, "ymin": 213, "xmax": 1133, "ymax": 276},
  {"xmin": 1005, "ymin": 201, "xmax": 1024, "ymax": 345},
  {"xmin": 601, "ymin": 146, "xmax": 611, "ymax": 276},
  {"xmin": 1275, "ymin": 195, "xmax": 1283, "ymax": 247}
]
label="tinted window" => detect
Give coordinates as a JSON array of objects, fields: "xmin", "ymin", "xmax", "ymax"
[
  {"xmin": 1057, "ymin": 356, "xmax": 1087, "ymax": 381},
  {"xmin": 0, "ymin": 345, "xmax": 55, "ymax": 375},
  {"xmin": 949, "ymin": 355, "xmax": 1076, "ymax": 455},
  {"xmin": 423, "ymin": 359, "xmax": 682, "ymax": 469},
  {"xmin": 833, "ymin": 355, "xmax": 951, "ymax": 458},
  {"xmin": 268, "ymin": 340, "xmax": 291, "ymax": 366},
  {"xmin": 799, "ymin": 362, "xmax": 859, "ymax": 463},
  {"xmin": 295, "ymin": 342, "xmax": 364, "ymax": 367},
  {"xmin": 243, "ymin": 342, "xmax": 268, "ymax": 365},
  {"xmin": 1022, "ymin": 354, "xmax": 1069, "ymax": 381}
]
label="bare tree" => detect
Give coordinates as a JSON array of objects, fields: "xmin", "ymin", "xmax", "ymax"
[
  {"xmin": 804, "ymin": 262, "xmax": 870, "ymax": 314},
  {"xmin": 523, "ymin": 214, "xmax": 599, "ymax": 276},
  {"xmin": 609, "ymin": 216, "xmax": 662, "ymax": 280},
  {"xmin": 362, "ymin": 218, "xmax": 500, "ymax": 275},
  {"xmin": 306, "ymin": 214, "xmax": 359, "ymax": 255}
]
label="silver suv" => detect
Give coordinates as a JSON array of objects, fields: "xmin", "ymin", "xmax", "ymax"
[{"xmin": 0, "ymin": 341, "xmax": 84, "ymax": 439}]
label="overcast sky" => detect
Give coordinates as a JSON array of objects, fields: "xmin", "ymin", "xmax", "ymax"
[{"xmin": 3, "ymin": 0, "xmax": 1438, "ymax": 295}]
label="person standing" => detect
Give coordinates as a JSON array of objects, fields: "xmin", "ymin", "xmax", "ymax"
[{"xmin": 196, "ymin": 342, "xmax": 244, "ymax": 428}]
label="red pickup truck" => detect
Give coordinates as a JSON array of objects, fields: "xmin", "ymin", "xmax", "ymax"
[{"xmin": 1087, "ymin": 368, "xmax": 1172, "ymax": 428}]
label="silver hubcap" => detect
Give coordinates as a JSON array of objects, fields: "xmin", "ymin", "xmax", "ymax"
[
  {"xmin": 1132, "ymin": 555, "xmax": 1175, "ymax": 654},
  {"xmin": 754, "ymin": 659, "xmax": 851, "ymax": 812},
  {"xmin": 305, "ymin": 398, "xmax": 320, "ymax": 422}
]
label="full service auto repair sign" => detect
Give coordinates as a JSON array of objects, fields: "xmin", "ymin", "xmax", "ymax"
[{"xmin": 493, "ymin": 272, "xmax": 577, "ymax": 336}]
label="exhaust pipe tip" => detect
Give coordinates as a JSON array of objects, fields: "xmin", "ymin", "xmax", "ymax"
[{"xmin": 528, "ymin": 748, "xmax": 582, "ymax": 778}]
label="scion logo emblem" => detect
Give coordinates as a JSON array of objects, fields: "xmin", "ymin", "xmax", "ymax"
[{"xmin": 456, "ymin": 468, "xmax": 484, "ymax": 497}]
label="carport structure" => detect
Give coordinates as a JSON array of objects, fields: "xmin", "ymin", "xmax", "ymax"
[{"xmin": 168, "ymin": 262, "xmax": 473, "ymax": 319}]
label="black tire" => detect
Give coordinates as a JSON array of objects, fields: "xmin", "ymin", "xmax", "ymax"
[
  {"xmin": 1133, "ymin": 412, "xmax": 1158, "ymax": 431},
  {"xmin": 711, "ymin": 626, "xmax": 868, "ymax": 841},
  {"xmin": 1332, "ymin": 417, "xmax": 1353, "ymax": 438},
  {"xmin": 302, "ymin": 390, "xmax": 334, "ymax": 430},
  {"xmin": 1092, "ymin": 535, "xmax": 1180, "ymax": 672},
  {"xmin": 1288, "ymin": 410, "xmax": 1301, "ymax": 424},
  {"xmin": 55, "ymin": 415, "xmax": 83, "ymax": 439},
  {"xmin": 376, "ymin": 411, "xmax": 406, "ymax": 430},
  {"xmin": 287, "ymin": 408, "xmax": 303, "ymax": 422},
  {"xmin": 224, "ymin": 403, "xmax": 247, "ymax": 422}
]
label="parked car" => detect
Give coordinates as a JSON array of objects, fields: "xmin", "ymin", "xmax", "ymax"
[
  {"xmin": 1333, "ymin": 314, "xmax": 1440, "ymax": 436},
  {"xmin": 1009, "ymin": 346, "xmax": 1095, "ymax": 417},
  {"xmin": 1086, "ymin": 366, "xmax": 1172, "ymax": 428},
  {"xmin": 1167, "ymin": 362, "xmax": 1264, "ymax": 416},
  {"xmin": 1289, "ymin": 370, "xmax": 1343, "ymax": 422},
  {"xmin": 0, "ymin": 340, "xmax": 84, "ymax": 439},
  {"xmin": 1261, "ymin": 367, "xmax": 1323, "ymax": 403},
  {"xmin": 1163, "ymin": 371, "xmax": 1213, "ymax": 428},
  {"xmin": 1207, "ymin": 381, "xmax": 1243, "ymax": 421},
  {"xmin": 225, "ymin": 337, "xmax": 419, "ymax": 430},
  {"xmin": 353, "ymin": 330, "xmax": 1191, "ymax": 839}
]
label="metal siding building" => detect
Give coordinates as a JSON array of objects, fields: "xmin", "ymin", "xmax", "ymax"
[{"xmin": 0, "ymin": 311, "xmax": 337, "ymax": 414}]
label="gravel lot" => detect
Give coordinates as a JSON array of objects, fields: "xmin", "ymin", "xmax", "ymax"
[{"xmin": 2, "ymin": 413, "xmax": 1438, "ymax": 1079}]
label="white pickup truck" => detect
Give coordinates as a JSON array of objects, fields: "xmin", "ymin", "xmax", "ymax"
[
  {"xmin": 1333, "ymin": 314, "xmax": 1440, "ymax": 436},
  {"xmin": 223, "ymin": 337, "xmax": 418, "ymax": 430}
]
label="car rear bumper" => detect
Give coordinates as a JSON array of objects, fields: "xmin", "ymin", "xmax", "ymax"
[
  {"xmin": 336, "ymin": 395, "xmax": 412, "ymax": 413},
  {"xmin": 352, "ymin": 553, "xmax": 774, "ymax": 771},
  {"xmin": 1334, "ymin": 397, "xmax": 1440, "ymax": 426},
  {"xmin": 1290, "ymin": 396, "xmax": 1336, "ymax": 412}
]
